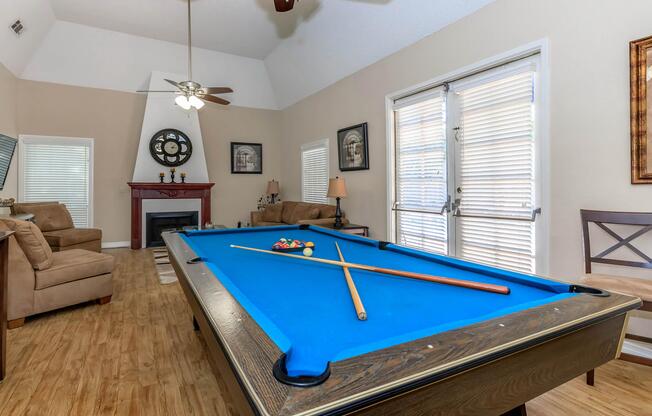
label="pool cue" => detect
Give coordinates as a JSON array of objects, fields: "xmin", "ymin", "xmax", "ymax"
[
  {"xmin": 230, "ymin": 245, "xmax": 510, "ymax": 295},
  {"xmin": 335, "ymin": 242, "xmax": 367, "ymax": 321}
]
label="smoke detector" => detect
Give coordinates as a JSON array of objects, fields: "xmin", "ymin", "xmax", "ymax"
[{"xmin": 10, "ymin": 20, "xmax": 24, "ymax": 36}]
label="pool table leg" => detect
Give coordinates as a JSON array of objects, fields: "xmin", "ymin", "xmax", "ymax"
[
  {"xmin": 586, "ymin": 369, "xmax": 595, "ymax": 386},
  {"xmin": 193, "ymin": 316, "xmax": 200, "ymax": 331},
  {"xmin": 501, "ymin": 404, "xmax": 527, "ymax": 416}
]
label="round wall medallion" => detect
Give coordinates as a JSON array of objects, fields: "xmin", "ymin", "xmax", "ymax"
[{"xmin": 149, "ymin": 129, "xmax": 192, "ymax": 167}]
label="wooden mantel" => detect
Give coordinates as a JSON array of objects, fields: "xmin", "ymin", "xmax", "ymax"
[{"xmin": 128, "ymin": 182, "xmax": 214, "ymax": 249}]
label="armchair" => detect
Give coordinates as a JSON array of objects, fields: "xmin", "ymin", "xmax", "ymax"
[
  {"xmin": 0, "ymin": 219, "xmax": 113, "ymax": 328},
  {"xmin": 11, "ymin": 202, "xmax": 102, "ymax": 252}
]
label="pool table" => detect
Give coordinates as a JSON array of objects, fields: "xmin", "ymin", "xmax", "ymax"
[{"xmin": 163, "ymin": 225, "xmax": 640, "ymax": 416}]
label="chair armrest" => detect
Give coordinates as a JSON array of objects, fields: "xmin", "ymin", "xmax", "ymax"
[{"xmin": 251, "ymin": 211, "xmax": 263, "ymax": 227}]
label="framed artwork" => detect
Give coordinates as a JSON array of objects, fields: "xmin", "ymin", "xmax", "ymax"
[
  {"xmin": 631, "ymin": 35, "xmax": 652, "ymax": 183},
  {"xmin": 337, "ymin": 122, "xmax": 369, "ymax": 171},
  {"xmin": 231, "ymin": 142, "xmax": 263, "ymax": 174}
]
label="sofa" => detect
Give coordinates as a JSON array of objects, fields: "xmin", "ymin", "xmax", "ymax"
[
  {"xmin": 251, "ymin": 201, "xmax": 349, "ymax": 227},
  {"xmin": 0, "ymin": 218, "xmax": 113, "ymax": 328},
  {"xmin": 11, "ymin": 201, "xmax": 102, "ymax": 252}
]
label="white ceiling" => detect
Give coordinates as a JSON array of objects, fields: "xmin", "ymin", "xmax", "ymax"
[
  {"xmin": 49, "ymin": 0, "xmax": 305, "ymax": 59},
  {"xmin": 1, "ymin": 0, "xmax": 495, "ymax": 109}
]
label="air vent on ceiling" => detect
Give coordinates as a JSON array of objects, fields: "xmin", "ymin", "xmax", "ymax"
[{"xmin": 10, "ymin": 20, "xmax": 24, "ymax": 36}]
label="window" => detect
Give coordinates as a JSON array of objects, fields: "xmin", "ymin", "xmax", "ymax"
[
  {"xmin": 301, "ymin": 139, "xmax": 329, "ymax": 204},
  {"xmin": 452, "ymin": 66, "xmax": 537, "ymax": 273},
  {"xmin": 390, "ymin": 54, "xmax": 542, "ymax": 274},
  {"xmin": 393, "ymin": 88, "xmax": 448, "ymax": 254},
  {"xmin": 19, "ymin": 136, "xmax": 93, "ymax": 227}
]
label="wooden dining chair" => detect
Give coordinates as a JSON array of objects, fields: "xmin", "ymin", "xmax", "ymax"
[{"xmin": 580, "ymin": 209, "xmax": 652, "ymax": 385}]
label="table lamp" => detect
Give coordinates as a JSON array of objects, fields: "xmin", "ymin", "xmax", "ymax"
[
  {"xmin": 327, "ymin": 177, "xmax": 347, "ymax": 229},
  {"xmin": 266, "ymin": 180, "xmax": 280, "ymax": 204}
]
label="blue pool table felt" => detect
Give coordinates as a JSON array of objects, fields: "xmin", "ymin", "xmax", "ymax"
[{"xmin": 181, "ymin": 226, "xmax": 575, "ymax": 377}]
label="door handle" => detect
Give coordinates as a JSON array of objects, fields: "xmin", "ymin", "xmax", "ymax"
[
  {"xmin": 453, "ymin": 207, "xmax": 542, "ymax": 222},
  {"xmin": 439, "ymin": 195, "xmax": 452, "ymax": 215}
]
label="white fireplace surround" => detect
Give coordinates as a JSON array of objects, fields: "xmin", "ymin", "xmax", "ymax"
[{"xmin": 141, "ymin": 199, "xmax": 201, "ymax": 248}]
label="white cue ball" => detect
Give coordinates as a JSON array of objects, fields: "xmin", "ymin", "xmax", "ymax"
[{"xmin": 303, "ymin": 247, "xmax": 313, "ymax": 257}]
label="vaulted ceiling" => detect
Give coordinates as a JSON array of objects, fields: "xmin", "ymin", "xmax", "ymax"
[{"xmin": 1, "ymin": 0, "xmax": 494, "ymax": 109}]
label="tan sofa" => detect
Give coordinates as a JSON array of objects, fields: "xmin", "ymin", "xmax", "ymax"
[
  {"xmin": 11, "ymin": 201, "xmax": 102, "ymax": 252},
  {"xmin": 251, "ymin": 201, "xmax": 349, "ymax": 227},
  {"xmin": 0, "ymin": 219, "xmax": 113, "ymax": 328}
]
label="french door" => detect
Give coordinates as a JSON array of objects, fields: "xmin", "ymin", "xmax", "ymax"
[{"xmin": 391, "ymin": 55, "xmax": 542, "ymax": 274}]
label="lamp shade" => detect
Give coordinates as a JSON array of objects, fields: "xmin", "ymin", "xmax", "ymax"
[
  {"xmin": 327, "ymin": 177, "xmax": 348, "ymax": 198},
  {"xmin": 266, "ymin": 180, "xmax": 280, "ymax": 195}
]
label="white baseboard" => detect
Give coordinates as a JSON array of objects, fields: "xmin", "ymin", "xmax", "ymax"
[{"xmin": 102, "ymin": 241, "xmax": 130, "ymax": 249}]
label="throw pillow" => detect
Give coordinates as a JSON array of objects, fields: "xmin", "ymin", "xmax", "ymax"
[
  {"xmin": 289, "ymin": 204, "xmax": 320, "ymax": 224},
  {"xmin": 4, "ymin": 219, "xmax": 53, "ymax": 270},
  {"xmin": 281, "ymin": 201, "xmax": 298, "ymax": 224},
  {"xmin": 319, "ymin": 205, "xmax": 337, "ymax": 219},
  {"xmin": 262, "ymin": 203, "xmax": 283, "ymax": 222}
]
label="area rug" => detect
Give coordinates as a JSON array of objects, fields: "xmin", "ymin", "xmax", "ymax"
[{"xmin": 151, "ymin": 247, "xmax": 178, "ymax": 284}]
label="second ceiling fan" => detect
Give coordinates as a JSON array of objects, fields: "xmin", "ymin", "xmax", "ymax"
[{"xmin": 138, "ymin": 0, "xmax": 233, "ymax": 110}]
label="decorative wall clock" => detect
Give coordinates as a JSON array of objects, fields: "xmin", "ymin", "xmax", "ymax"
[{"xmin": 149, "ymin": 129, "xmax": 192, "ymax": 167}]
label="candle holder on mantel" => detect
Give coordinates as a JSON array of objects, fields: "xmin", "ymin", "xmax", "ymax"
[
  {"xmin": 180, "ymin": 172, "xmax": 186, "ymax": 183},
  {"xmin": 169, "ymin": 168, "xmax": 176, "ymax": 183},
  {"xmin": 159, "ymin": 172, "xmax": 165, "ymax": 183}
]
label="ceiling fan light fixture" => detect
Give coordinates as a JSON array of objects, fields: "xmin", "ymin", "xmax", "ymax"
[
  {"xmin": 175, "ymin": 95, "xmax": 192, "ymax": 110},
  {"xmin": 189, "ymin": 95, "xmax": 205, "ymax": 109}
]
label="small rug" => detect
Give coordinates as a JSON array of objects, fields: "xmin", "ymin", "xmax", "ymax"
[{"xmin": 151, "ymin": 247, "xmax": 178, "ymax": 285}]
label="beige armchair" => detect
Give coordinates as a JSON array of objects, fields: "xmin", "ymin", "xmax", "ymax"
[
  {"xmin": 11, "ymin": 202, "xmax": 102, "ymax": 252},
  {"xmin": 0, "ymin": 219, "xmax": 113, "ymax": 328}
]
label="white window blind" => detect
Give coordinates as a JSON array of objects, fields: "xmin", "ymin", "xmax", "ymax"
[
  {"xmin": 454, "ymin": 67, "xmax": 537, "ymax": 273},
  {"xmin": 393, "ymin": 89, "xmax": 448, "ymax": 254},
  {"xmin": 301, "ymin": 140, "xmax": 329, "ymax": 204},
  {"xmin": 20, "ymin": 137, "xmax": 93, "ymax": 227}
]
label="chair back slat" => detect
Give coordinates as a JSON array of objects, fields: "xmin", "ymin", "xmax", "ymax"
[{"xmin": 580, "ymin": 209, "xmax": 652, "ymax": 273}]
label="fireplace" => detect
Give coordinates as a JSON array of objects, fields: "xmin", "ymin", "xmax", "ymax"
[
  {"xmin": 128, "ymin": 182, "xmax": 214, "ymax": 249},
  {"xmin": 145, "ymin": 211, "xmax": 199, "ymax": 247}
]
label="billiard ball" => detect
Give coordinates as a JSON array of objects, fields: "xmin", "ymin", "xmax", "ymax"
[{"xmin": 303, "ymin": 248, "xmax": 313, "ymax": 257}]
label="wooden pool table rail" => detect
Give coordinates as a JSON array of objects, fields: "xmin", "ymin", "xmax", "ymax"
[{"xmin": 163, "ymin": 230, "xmax": 641, "ymax": 416}]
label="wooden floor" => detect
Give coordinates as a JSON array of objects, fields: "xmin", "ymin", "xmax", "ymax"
[{"xmin": 0, "ymin": 249, "xmax": 650, "ymax": 416}]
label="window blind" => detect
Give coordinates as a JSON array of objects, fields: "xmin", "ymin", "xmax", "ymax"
[
  {"xmin": 0, "ymin": 134, "xmax": 17, "ymax": 191},
  {"xmin": 21, "ymin": 139, "xmax": 92, "ymax": 227},
  {"xmin": 454, "ymin": 69, "xmax": 536, "ymax": 273},
  {"xmin": 393, "ymin": 88, "xmax": 448, "ymax": 254},
  {"xmin": 301, "ymin": 140, "xmax": 329, "ymax": 204}
]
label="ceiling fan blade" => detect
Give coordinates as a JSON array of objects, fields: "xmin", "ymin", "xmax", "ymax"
[
  {"xmin": 202, "ymin": 87, "xmax": 233, "ymax": 94},
  {"xmin": 164, "ymin": 79, "xmax": 182, "ymax": 89},
  {"xmin": 202, "ymin": 95, "xmax": 230, "ymax": 106},
  {"xmin": 274, "ymin": 0, "xmax": 295, "ymax": 12}
]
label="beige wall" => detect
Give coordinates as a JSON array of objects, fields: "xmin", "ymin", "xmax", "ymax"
[
  {"xmin": 280, "ymin": 0, "xmax": 652, "ymax": 280},
  {"xmin": 199, "ymin": 103, "xmax": 282, "ymax": 229},
  {"xmin": 0, "ymin": 64, "xmax": 18, "ymax": 203},
  {"xmin": 16, "ymin": 80, "xmax": 145, "ymax": 242},
  {"xmin": 15, "ymin": 79, "xmax": 282, "ymax": 242}
]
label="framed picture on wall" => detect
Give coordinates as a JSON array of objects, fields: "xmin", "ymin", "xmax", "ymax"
[
  {"xmin": 631, "ymin": 35, "xmax": 652, "ymax": 183},
  {"xmin": 231, "ymin": 142, "xmax": 263, "ymax": 174},
  {"xmin": 337, "ymin": 123, "xmax": 369, "ymax": 171}
]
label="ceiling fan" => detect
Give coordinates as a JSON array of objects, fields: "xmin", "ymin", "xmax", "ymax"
[
  {"xmin": 274, "ymin": 0, "xmax": 298, "ymax": 12},
  {"xmin": 138, "ymin": 0, "xmax": 233, "ymax": 110}
]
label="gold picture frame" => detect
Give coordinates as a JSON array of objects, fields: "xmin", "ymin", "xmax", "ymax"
[{"xmin": 630, "ymin": 35, "xmax": 652, "ymax": 183}]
